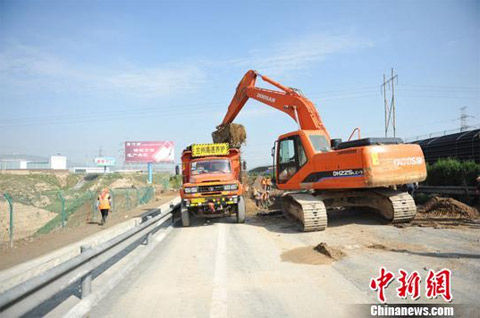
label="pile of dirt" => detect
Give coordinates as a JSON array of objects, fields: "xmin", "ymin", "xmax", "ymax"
[
  {"xmin": 314, "ymin": 243, "xmax": 346, "ymax": 260},
  {"xmin": 281, "ymin": 243, "xmax": 345, "ymax": 265},
  {"xmin": 245, "ymin": 196, "xmax": 260, "ymax": 216},
  {"xmin": 420, "ymin": 196, "xmax": 479, "ymax": 219},
  {"xmin": 212, "ymin": 123, "xmax": 247, "ymax": 148}
]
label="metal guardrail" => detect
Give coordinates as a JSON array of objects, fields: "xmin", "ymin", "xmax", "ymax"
[
  {"xmin": 0, "ymin": 200, "xmax": 180, "ymax": 317},
  {"xmin": 417, "ymin": 186, "xmax": 477, "ymax": 196},
  {"xmin": 139, "ymin": 200, "xmax": 177, "ymax": 222}
]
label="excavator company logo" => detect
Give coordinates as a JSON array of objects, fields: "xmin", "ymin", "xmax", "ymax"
[
  {"xmin": 332, "ymin": 169, "xmax": 364, "ymax": 177},
  {"xmin": 393, "ymin": 157, "xmax": 423, "ymax": 167},
  {"xmin": 302, "ymin": 169, "xmax": 364, "ymax": 183},
  {"xmin": 256, "ymin": 93, "xmax": 276, "ymax": 103}
]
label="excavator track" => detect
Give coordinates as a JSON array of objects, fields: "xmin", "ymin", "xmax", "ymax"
[
  {"xmin": 280, "ymin": 189, "xmax": 416, "ymax": 232},
  {"xmin": 281, "ymin": 193, "xmax": 327, "ymax": 232},
  {"xmin": 373, "ymin": 190, "xmax": 417, "ymax": 223}
]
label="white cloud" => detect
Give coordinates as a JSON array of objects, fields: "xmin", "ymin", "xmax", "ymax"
[
  {"xmin": 0, "ymin": 33, "xmax": 372, "ymax": 99},
  {"xmin": 226, "ymin": 33, "xmax": 373, "ymax": 76},
  {"xmin": 106, "ymin": 65, "xmax": 205, "ymax": 98},
  {"xmin": 0, "ymin": 45, "xmax": 206, "ymax": 98}
]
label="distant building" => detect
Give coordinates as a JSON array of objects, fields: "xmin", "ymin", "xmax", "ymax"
[
  {"xmin": 50, "ymin": 156, "xmax": 67, "ymax": 170},
  {"xmin": 72, "ymin": 167, "xmax": 111, "ymax": 174},
  {"xmin": 0, "ymin": 154, "xmax": 68, "ymax": 170}
]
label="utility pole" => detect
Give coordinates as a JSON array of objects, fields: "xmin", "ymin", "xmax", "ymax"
[{"xmin": 381, "ymin": 68, "xmax": 398, "ymax": 137}]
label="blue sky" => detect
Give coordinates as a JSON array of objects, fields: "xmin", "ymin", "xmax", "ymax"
[{"xmin": 0, "ymin": 0, "xmax": 478, "ymax": 168}]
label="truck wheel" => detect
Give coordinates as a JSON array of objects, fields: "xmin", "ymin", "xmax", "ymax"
[
  {"xmin": 181, "ymin": 206, "xmax": 190, "ymax": 227},
  {"xmin": 237, "ymin": 196, "xmax": 246, "ymax": 223}
]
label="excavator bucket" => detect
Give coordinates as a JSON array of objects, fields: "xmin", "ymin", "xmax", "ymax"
[{"xmin": 212, "ymin": 123, "xmax": 247, "ymax": 148}]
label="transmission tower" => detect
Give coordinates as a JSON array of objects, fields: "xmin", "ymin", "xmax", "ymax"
[
  {"xmin": 459, "ymin": 106, "xmax": 472, "ymax": 131},
  {"xmin": 381, "ymin": 68, "xmax": 398, "ymax": 137}
]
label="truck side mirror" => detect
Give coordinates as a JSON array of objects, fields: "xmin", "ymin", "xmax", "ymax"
[
  {"xmin": 242, "ymin": 161, "xmax": 247, "ymax": 171},
  {"xmin": 175, "ymin": 165, "xmax": 180, "ymax": 176}
]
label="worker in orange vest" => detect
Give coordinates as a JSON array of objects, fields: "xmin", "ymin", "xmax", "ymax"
[
  {"xmin": 261, "ymin": 177, "xmax": 267, "ymax": 191},
  {"xmin": 97, "ymin": 188, "xmax": 112, "ymax": 225}
]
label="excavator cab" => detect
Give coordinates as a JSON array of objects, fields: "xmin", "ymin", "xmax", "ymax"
[
  {"xmin": 276, "ymin": 133, "xmax": 306, "ymax": 184},
  {"xmin": 274, "ymin": 130, "xmax": 330, "ymax": 185}
]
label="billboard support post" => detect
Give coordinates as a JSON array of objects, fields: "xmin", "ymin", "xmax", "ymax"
[{"xmin": 147, "ymin": 162, "xmax": 153, "ymax": 184}]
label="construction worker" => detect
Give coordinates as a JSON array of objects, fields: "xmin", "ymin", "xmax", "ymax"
[
  {"xmin": 253, "ymin": 187, "xmax": 261, "ymax": 207},
  {"xmin": 261, "ymin": 177, "xmax": 267, "ymax": 192},
  {"xmin": 97, "ymin": 188, "xmax": 112, "ymax": 225},
  {"xmin": 265, "ymin": 177, "xmax": 272, "ymax": 191}
]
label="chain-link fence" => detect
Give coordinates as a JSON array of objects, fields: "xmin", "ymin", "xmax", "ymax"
[{"xmin": 1, "ymin": 186, "xmax": 155, "ymax": 247}]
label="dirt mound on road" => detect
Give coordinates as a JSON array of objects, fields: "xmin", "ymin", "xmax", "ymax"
[
  {"xmin": 212, "ymin": 123, "xmax": 246, "ymax": 148},
  {"xmin": 281, "ymin": 243, "xmax": 345, "ymax": 265},
  {"xmin": 314, "ymin": 243, "xmax": 346, "ymax": 260},
  {"xmin": 421, "ymin": 196, "xmax": 479, "ymax": 219}
]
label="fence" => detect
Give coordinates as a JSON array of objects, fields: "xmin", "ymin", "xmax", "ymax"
[
  {"xmin": 0, "ymin": 197, "xmax": 180, "ymax": 317},
  {"xmin": 1, "ymin": 187, "xmax": 155, "ymax": 247},
  {"xmin": 409, "ymin": 128, "xmax": 480, "ymax": 164}
]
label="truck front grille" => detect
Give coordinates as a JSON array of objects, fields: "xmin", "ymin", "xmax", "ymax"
[{"xmin": 198, "ymin": 185, "xmax": 224, "ymax": 193}]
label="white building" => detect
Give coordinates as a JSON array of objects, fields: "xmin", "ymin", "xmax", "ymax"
[{"xmin": 50, "ymin": 156, "xmax": 67, "ymax": 170}]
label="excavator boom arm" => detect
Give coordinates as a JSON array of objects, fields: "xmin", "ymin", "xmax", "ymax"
[{"xmin": 220, "ymin": 70, "xmax": 330, "ymax": 139}]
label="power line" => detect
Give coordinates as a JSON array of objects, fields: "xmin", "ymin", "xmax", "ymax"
[{"xmin": 1, "ymin": 81, "xmax": 478, "ymax": 128}]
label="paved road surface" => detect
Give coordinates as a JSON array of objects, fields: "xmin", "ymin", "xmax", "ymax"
[{"xmin": 90, "ymin": 210, "xmax": 479, "ymax": 317}]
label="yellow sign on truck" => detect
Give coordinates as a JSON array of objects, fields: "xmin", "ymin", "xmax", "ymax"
[{"xmin": 191, "ymin": 143, "xmax": 229, "ymax": 157}]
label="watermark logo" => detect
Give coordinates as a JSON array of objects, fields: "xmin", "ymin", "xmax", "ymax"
[
  {"xmin": 370, "ymin": 267, "xmax": 452, "ymax": 303},
  {"xmin": 426, "ymin": 269, "xmax": 452, "ymax": 302},
  {"xmin": 396, "ymin": 269, "xmax": 421, "ymax": 300}
]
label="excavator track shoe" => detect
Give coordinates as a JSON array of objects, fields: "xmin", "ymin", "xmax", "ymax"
[
  {"xmin": 373, "ymin": 190, "xmax": 417, "ymax": 223},
  {"xmin": 281, "ymin": 193, "xmax": 327, "ymax": 232}
]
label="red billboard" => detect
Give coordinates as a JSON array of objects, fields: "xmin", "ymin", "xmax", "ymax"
[{"xmin": 125, "ymin": 141, "xmax": 175, "ymax": 163}]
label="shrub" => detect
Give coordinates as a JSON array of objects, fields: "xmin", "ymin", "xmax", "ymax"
[{"xmin": 426, "ymin": 158, "xmax": 480, "ymax": 186}]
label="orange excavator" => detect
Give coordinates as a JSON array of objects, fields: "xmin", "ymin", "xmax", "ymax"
[{"xmin": 215, "ymin": 70, "xmax": 427, "ymax": 231}]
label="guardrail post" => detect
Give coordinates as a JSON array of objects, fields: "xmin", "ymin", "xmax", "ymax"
[
  {"xmin": 4, "ymin": 193, "xmax": 13, "ymax": 248},
  {"xmin": 145, "ymin": 232, "xmax": 152, "ymax": 245},
  {"xmin": 126, "ymin": 191, "xmax": 130, "ymax": 210},
  {"xmin": 87, "ymin": 191, "xmax": 95, "ymax": 223},
  {"xmin": 110, "ymin": 189, "xmax": 115, "ymax": 213},
  {"xmin": 80, "ymin": 245, "xmax": 92, "ymax": 298}
]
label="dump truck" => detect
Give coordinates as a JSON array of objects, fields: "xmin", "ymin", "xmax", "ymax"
[{"xmin": 180, "ymin": 143, "xmax": 246, "ymax": 226}]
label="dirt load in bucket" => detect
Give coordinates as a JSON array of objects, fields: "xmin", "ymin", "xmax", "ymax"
[{"xmin": 212, "ymin": 123, "xmax": 247, "ymax": 148}]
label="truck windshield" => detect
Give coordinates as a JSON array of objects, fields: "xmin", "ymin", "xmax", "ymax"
[{"xmin": 191, "ymin": 159, "xmax": 231, "ymax": 175}]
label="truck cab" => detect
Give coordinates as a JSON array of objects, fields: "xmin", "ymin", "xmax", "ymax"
[{"xmin": 180, "ymin": 143, "xmax": 246, "ymax": 226}]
